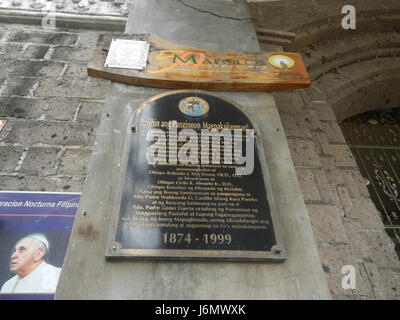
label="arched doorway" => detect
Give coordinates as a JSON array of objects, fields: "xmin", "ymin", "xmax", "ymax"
[{"xmin": 340, "ymin": 108, "xmax": 400, "ymax": 259}]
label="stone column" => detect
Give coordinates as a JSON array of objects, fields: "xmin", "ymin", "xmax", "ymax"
[{"xmin": 55, "ymin": 0, "xmax": 330, "ymax": 299}]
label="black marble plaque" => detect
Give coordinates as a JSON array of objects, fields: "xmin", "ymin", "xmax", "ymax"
[{"xmin": 106, "ymin": 90, "xmax": 285, "ymax": 261}]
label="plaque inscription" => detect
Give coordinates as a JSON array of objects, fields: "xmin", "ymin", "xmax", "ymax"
[{"xmin": 106, "ymin": 90, "xmax": 285, "ymax": 261}]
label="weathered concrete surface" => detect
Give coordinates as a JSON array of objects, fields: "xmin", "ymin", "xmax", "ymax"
[
  {"xmin": 126, "ymin": 0, "xmax": 260, "ymax": 52},
  {"xmin": 55, "ymin": 0, "xmax": 330, "ymax": 299}
]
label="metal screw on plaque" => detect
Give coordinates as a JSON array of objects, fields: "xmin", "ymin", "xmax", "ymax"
[
  {"xmin": 111, "ymin": 243, "xmax": 120, "ymax": 253},
  {"xmin": 271, "ymin": 245, "xmax": 282, "ymax": 254},
  {"xmin": 111, "ymin": 241, "xmax": 122, "ymax": 253}
]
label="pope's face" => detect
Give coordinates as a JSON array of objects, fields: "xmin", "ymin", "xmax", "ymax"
[{"xmin": 10, "ymin": 238, "xmax": 42, "ymax": 277}]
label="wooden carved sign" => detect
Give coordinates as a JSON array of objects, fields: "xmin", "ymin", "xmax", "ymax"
[{"xmin": 87, "ymin": 34, "xmax": 310, "ymax": 92}]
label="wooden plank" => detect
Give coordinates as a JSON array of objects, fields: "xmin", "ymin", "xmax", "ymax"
[{"xmin": 87, "ymin": 34, "xmax": 310, "ymax": 92}]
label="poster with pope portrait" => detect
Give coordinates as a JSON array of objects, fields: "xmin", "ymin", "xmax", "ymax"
[{"xmin": 0, "ymin": 191, "xmax": 79, "ymax": 300}]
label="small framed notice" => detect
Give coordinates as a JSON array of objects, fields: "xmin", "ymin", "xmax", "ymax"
[{"xmin": 104, "ymin": 38, "xmax": 150, "ymax": 70}]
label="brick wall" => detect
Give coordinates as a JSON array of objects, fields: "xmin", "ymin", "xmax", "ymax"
[
  {"xmin": 0, "ymin": 23, "xmax": 109, "ymax": 192},
  {"xmin": 250, "ymin": 0, "xmax": 400, "ymax": 299}
]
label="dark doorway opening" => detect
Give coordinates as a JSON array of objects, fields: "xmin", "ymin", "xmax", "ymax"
[{"xmin": 340, "ymin": 108, "xmax": 400, "ymax": 259}]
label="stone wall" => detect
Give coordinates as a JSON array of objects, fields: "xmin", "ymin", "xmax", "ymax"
[
  {"xmin": 0, "ymin": 23, "xmax": 108, "ymax": 192},
  {"xmin": 249, "ymin": 0, "xmax": 400, "ymax": 299},
  {"xmin": 1, "ymin": 0, "xmax": 399, "ymax": 299}
]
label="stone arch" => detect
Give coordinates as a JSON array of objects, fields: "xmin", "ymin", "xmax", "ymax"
[
  {"xmin": 291, "ymin": 7, "xmax": 400, "ymax": 121},
  {"xmin": 314, "ymin": 57, "xmax": 400, "ymax": 121},
  {"xmin": 280, "ymin": 5, "xmax": 400, "ymax": 121},
  {"xmin": 250, "ymin": 0, "xmax": 400, "ymax": 299}
]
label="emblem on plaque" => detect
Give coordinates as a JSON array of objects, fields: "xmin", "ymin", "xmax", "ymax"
[{"xmin": 178, "ymin": 96, "xmax": 209, "ymax": 117}]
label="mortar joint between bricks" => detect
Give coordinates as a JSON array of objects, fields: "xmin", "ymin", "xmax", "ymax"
[
  {"xmin": 28, "ymin": 80, "xmax": 41, "ymax": 97},
  {"xmin": 58, "ymin": 63, "xmax": 69, "ymax": 78},
  {"xmin": 0, "ymin": 172, "xmax": 22, "ymax": 178},
  {"xmin": 51, "ymin": 173, "xmax": 86, "ymax": 180},
  {"xmin": 72, "ymin": 103, "xmax": 83, "ymax": 122},
  {"xmin": 14, "ymin": 148, "xmax": 28, "ymax": 173},
  {"xmin": 319, "ymin": 154, "xmax": 335, "ymax": 159},
  {"xmin": 311, "ymin": 100, "xmax": 328, "ymax": 104},
  {"xmin": 20, "ymin": 43, "xmax": 30, "ymax": 56},
  {"xmin": 0, "ymin": 78, "xmax": 7, "ymax": 96},
  {"xmin": 23, "ymin": 142, "xmax": 87, "ymax": 150},
  {"xmin": 43, "ymin": 46, "xmax": 54, "ymax": 60},
  {"xmin": 287, "ymin": 136, "xmax": 314, "ymax": 142},
  {"xmin": 53, "ymin": 147, "xmax": 67, "ymax": 175},
  {"xmin": 295, "ymin": 165, "xmax": 324, "ymax": 170},
  {"xmin": 304, "ymin": 200, "xmax": 332, "ymax": 206},
  {"xmin": 75, "ymin": 34, "xmax": 84, "ymax": 48},
  {"xmin": 359, "ymin": 229, "xmax": 388, "ymax": 234}
]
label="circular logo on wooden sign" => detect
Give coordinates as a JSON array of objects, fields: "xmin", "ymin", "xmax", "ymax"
[
  {"xmin": 268, "ymin": 54, "xmax": 295, "ymax": 69},
  {"xmin": 178, "ymin": 96, "xmax": 209, "ymax": 117}
]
